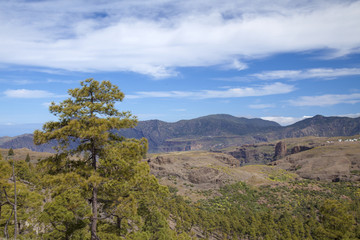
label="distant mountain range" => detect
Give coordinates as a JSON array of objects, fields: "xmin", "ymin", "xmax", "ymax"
[{"xmin": 1, "ymin": 114, "xmax": 359, "ymax": 153}]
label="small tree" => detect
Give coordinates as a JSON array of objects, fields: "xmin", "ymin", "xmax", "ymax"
[
  {"xmin": 25, "ymin": 154, "xmax": 30, "ymax": 163},
  {"xmin": 34, "ymin": 78, "xmax": 142, "ymax": 239},
  {"xmin": 8, "ymin": 148, "xmax": 14, "ymax": 157}
]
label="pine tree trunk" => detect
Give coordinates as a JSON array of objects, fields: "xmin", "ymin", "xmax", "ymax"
[
  {"xmin": 90, "ymin": 138, "xmax": 99, "ymax": 240},
  {"xmin": 116, "ymin": 216, "xmax": 121, "ymax": 230},
  {"xmin": 91, "ymin": 186, "xmax": 98, "ymax": 240}
]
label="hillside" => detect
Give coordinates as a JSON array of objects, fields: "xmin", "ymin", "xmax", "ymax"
[
  {"xmin": 146, "ymin": 135, "xmax": 360, "ymax": 199},
  {"xmin": 1, "ymin": 114, "xmax": 360, "ymax": 153},
  {"xmin": 272, "ymin": 137, "xmax": 360, "ymax": 181},
  {"xmin": 148, "ymin": 151, "xmax": 298, "ymax": 201},
  {"xmin": 0, "ymin": 147, "xmax": 53, "ymax": 162},
  {"xmin": 1, "ymin": 136, "xmax": 359, "ymax": 239}
]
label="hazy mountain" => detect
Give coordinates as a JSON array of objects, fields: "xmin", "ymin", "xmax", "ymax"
[
  {"xmin": 278, "ymin": 115, "xmax": 360, "ymax": 138},
  {"xmin": 0, "ymin": 134, "xmax": 58, "ymax": 153},
  {"xmin": 119, "ymin": 114, "xmax": 281, "ymax": 152},
  {"xmin": 1, "ymin": 114, "xmax": 359, "ymax": 153}
]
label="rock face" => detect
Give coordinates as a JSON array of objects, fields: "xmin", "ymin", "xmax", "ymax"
[
  {"xmin": 152, "ymin": 156, "xmax": 173, "ymax": 165},
  {"xmin": 222, "ymin": 144, "xmax": 274, "ymax": 166},
  {"xmin": 273, "ymin": 141, "xmax": 287, "ymax": 160},
  {"xmin": 273, "ymin": 142, "xmax": 360, "ymax": 182},
  {"xmin": 291, "ymin": 145, "xmax": 312, "ymax": 154},
  {"xmin": 188, "ymin": 168, "xmax": 224, "ymax": 184}
]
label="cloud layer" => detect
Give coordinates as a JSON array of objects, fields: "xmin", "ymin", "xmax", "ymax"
[
  {"xmin": 289, "ymin": 93, "xmax": 360, "ymax": 106},
  {"xmin": 4, "ymin": 89, "xmax": 55, "ymax": 98},
  {"xmin": 3, "ymin": 89, "xmax": 66, "ymax": 99},
  {"xmin": 0, "ymin": 0, "xmax": 359, "ymax": 77},
  {"xmin": 252, "ymin": 68, "xmax": 360, "ymax": 81},
  {"xmin": 128, "ymin": 82, "xmax": 294, "ymax": 99},
  {"xmin": 261, "ymin": 116, "xmax": 312, "ymax": 126}
]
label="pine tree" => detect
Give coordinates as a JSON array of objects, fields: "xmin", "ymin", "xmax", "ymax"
[
  {"xmin": 34, "ymin": 78, "xmax": 144, "ymax": 239},
  {"xmin": 0, "ymin": 159, "xmax": 43, "ymax": 239},
  {"xmin": 8, "ymin": 148, "xmax": 14, "ymax": 157},
  {"xmin": 25, "ymin": 154, "xmax": 30, "ymax": 163},
  {"xmin": 0, "ymin": 159, "xmax": 12, "ymax": 227},
  {"xmin": 4, "ymin": 148, "xmax": 17, "ymax": 238}
]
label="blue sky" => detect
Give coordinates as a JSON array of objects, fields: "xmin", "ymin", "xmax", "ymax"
[{"xmin": 1, "ymin": 0, "xmax": 360, "ymax": 136}]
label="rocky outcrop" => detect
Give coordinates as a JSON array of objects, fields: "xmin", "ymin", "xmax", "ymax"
[
  {"xmin": 273, "ymin": 142, "xmax": 360, "ymax": 182},
  {"xmin": 188, "ymin": 168, "xmax": 224, "ymax": 184},
  {"xmin": 291, "ymin": 145, "xmax": 312, "ymax": 154},
  {"xmin": 273, "ymin": 141, "xmax": 287, "ymax": 160},
  {"xmin": 221, "ymin": 144, "xmax": 275, "ymax": 166},
  {"xmin": 152, "ymin": 156, "xmax": 173, "ymax": 165},
  {"xmin": 214, "ymin": 154, "xmax": 239, "ymax": 167}
]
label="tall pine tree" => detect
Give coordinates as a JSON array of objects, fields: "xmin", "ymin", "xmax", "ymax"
[{"xmin": 34, "ymin": 78, "xmax": 142, "ymax": 239}]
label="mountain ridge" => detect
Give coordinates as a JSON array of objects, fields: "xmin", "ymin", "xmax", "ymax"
[{"xmin": 1, "ymin": 114, "xmax": 359, "ymax": 153}]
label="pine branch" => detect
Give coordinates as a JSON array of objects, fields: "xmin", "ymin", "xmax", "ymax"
[
  {"xmin": 3, "ymin": 187, "xmax": 14, "ymax": 207},
  {"xmin": 8, "ymin": 177, "xmax": 35, "ymax": 186}
]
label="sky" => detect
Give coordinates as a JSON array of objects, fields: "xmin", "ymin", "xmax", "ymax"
[{"xmin": 0, "ymin": 0, "xmax": 360, "ymax": 136}]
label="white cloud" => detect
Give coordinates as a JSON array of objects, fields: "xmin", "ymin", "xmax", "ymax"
[
  {"xmin": 223, "ymin": 59, "xmax": 248, "ymax": 71},
  {"xmin": 47, "ymin": 79, "xmax": 77, "ymax": 84},
  {"xmin": 249, "ymin": 104, "xmax": 275, "ymax": 109},
  {"xmin": 128, "ymin": 82, "xmax": 294, "ymax": 99},
  {"xmin": 261, "ymin": 116, "xmax": 312, "ymax": 126},
  {"xmin": 289, "ymin": 93, "xmax": 360, "ymax": 106},
  {"xmin": 252, "ymin": 68, "xmax": 360, "ymax": 80},
  {"xmin": 4, "ymin": 89, "xmax": 55, "ymax": 98},
  {"xmin": 339, "ymin": 113, "xmax": 360, "ymax": 118},
  {"xmin": 0, "ymin": 78, "xmax": 39, "ymax": 85},
  {"xmin": 0, "ymin": 1, "xmax": 359, "ymax": 77}
]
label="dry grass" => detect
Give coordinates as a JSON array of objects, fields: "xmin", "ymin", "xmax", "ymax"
[
  {"xmin": 274, "ymin": 141, "xmax": 360, "ymax": 181},
  {"xmin": 0, "ymin": 148, "xmax": 53, "ymax": 163}
]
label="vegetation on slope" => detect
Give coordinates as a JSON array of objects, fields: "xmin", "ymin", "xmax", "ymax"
[
  {"xmin": 1, "ymin": 152, "xmax": 360, "ymax": 239},
  {"xmin": 168, "ymin": 180, "xmax": 360, "ymax": 239}
]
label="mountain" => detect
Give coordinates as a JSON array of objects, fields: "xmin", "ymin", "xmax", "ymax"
[
  {"xmin": 119, "ymin": 114, "xmax": 281, "ymax": 152},
  {"xmin": 1, "ymin": 114, "xmax": 360, "ymax": 153},
  {"xmin": 277, "ymin": 115, "xmax": 360, "ymax": 138},
  {"xmin": 0, "ymin": 134, "xmax": 58, "ymax": 153}
]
